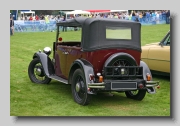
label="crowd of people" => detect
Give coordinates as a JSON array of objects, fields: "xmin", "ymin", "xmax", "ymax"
[
  {"xmin": 19, "ymin": 10, "xmax": 170, "ymax": 24},
  {"xmin": 11, "ymin": 10, "xmax": 170, "ymax": 34}
]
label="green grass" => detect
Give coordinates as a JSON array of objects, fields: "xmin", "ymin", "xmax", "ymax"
[{"xmin": 10, "ymin": 24, "xmax": 170, "ymax": 116}]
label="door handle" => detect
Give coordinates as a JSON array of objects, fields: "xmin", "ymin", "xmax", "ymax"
[{"xmin": 63, "ymin": 52, "xmax": 69, "ymax": 55}]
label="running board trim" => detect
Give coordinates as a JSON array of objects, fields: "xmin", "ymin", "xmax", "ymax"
[{"xmin": 49, "ymin": 75, "xmax": 68, "ymax": 84}]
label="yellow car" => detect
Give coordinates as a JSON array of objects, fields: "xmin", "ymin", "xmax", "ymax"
[{"xmin": 141, "ymin": 31, "xmax": 170, "ymax": 76}]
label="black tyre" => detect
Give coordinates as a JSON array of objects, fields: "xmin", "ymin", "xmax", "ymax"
[
  {"xmin": 28, "ymin": 58, "xmax": 51, "ymax": 84},
  {"xmin": 71, "ymin": 69, "xmax": 91, "ymax": 105},
  {"xmin": 125, "ymin": 89, "xmax": 146, "ymax": 101}
]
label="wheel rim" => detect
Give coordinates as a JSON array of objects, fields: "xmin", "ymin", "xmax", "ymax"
[
  {"xmin": 74, "ymin": 75, "xmax": 86, "ymax": 101},
  {"xmin": 112, "ymin": 59, "xmax": 131, "ymax": 75},
  {"xmin": 32, "ymin": 62, "xmax": 47, "ymax": 82},
  {"xmin": 129, "ymin": 90, "xmax": 139, "ymax": 96}
]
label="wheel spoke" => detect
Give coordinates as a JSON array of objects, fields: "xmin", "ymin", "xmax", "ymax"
[
  {"xmin": 131, "ymin": 90, "xmax": 138, "ymax": 95},
  {"xmin": 75, "ymin": 75, "xmax": 86, "ymax": 100},
  {"xmin": 33, "ymin": 63, "xmax": 46, "ymax": 81}
]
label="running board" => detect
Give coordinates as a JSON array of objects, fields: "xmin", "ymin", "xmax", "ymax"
[{"xmin": 49, "ymin": 75, "xmax": 68, "ymax": 84}]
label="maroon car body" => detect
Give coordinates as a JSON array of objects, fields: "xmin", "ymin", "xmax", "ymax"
[{"xmin": 28, "ymin": 17, "xmax": 159, "ymax": 105}]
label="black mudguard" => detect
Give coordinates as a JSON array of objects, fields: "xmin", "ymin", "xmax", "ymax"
[
  {"xmin": 68, "ymin": 59, "xmax": 95, "ymax": 94},
  {"xmin": 33, "ymin": 52, "xmax": 55, "ymax": 77}
]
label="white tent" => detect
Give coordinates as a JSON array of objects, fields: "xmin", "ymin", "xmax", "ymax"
[
  {"xmin": 66, "ymin": 10, "xmax": 90, "ymax": 15},
  {"xmin": 66, "ymin": 10, "xmax": 90, "ymax": 19},
  {"xmin": 21, "ymin": 10, "xmax": 35, "ymax": 18},
  {"xmin": 110, "ymin": 10, "xmax": 128, "ymax": 13}
]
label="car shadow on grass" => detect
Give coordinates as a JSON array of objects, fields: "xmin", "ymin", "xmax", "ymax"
[{"xmin": 48, "ymin": 80, "xmax": 139, "ymax": 106}]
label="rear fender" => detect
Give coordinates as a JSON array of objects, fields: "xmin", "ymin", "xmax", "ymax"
[
  {"xmin": 140, "ymin": 60, "xmax": 156, "ymax": 93},
  {"xmin": 68, "ymin": 59, "xmax": 95, "ymax": 94},
  {"xmin": 140, "ymin": 60, "xmax": 153, "ymax": 80},
  {"xmin": 33, "ymin": 52, "xmax": 55, "ymax": 77}
]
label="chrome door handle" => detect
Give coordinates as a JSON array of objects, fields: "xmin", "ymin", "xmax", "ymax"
[{"xmin": 63, "ymin": 52, "xmax": 69, "ymax": 55}]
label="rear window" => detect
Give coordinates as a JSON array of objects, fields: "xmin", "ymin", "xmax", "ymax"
[{"xmin": 106, "ymin": 26, "xmax": 132, "ymax": 40}]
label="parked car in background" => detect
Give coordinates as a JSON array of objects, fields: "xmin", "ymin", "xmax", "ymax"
[
  {"xmin": 141, "ymin": 31, "xmax": 170, "ymax": 76},
  {"xmin": 28, "ymin": 17, "xmax": 159, "ymax": 105}
]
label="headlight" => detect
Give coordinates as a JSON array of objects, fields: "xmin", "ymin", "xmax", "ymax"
[{"xmin": 43, "ymin": 47, "xmax": 51, "ymax": 56}]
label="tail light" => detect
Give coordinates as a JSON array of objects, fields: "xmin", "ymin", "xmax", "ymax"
[
  {"xmin": 99, "ymin": 76, "xmax": 103, "ymax": 83},
  {"xmin": 89, "ymin": 74, "xmax": 94, "ymax": 81},
  {"xmin": 146, "ymin": 73, "xmax": 151, "ymax": 81},
  {"xmin": 138, "ymin": 84, "xmax": 144, "ymax": 89}
]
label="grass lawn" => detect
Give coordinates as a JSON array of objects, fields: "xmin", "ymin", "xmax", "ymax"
[{"xmin": 10, "ymin": 24, "xmax": 170, "ymax": 116}]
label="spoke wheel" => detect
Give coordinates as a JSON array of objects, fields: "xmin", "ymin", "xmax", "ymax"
[
  {"xmin": 71, "ymin": 69, "xmax": 91, "ymax": 105},
  {"xmin": 107, "ymin": 58, "xmax": 137, "ymax": 80},
  {"xmin": 125, "ymin": 89, "xmax": 146, "ymax": 101},
  {"xmin": 28, "ymin": 58, "xmax": 51, "ymax": 84}
]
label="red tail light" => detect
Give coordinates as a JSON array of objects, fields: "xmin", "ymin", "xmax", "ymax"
[
  {"xmin": 89, "ymin": 74, "xmax": 94, "ymax": 81},
  {"xmin": 138, "ymin": 84, "xmax": 144, "ymax": 89}
]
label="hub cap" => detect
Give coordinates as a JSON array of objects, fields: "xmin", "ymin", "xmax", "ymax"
[
  {"xmin": 35, "ymin": 68, "xmax": 42, "ymax": 76},
  {"xmin": 76, "ymin": 82, "xmax": 81, "ymax": 92}
]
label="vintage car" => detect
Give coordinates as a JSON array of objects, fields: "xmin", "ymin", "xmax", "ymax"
[
  {"xmin": 28, "ymin": 17, "xmax": 159, "ymax": 105},
  {"xmin": 141, "ymin": 31, "xmax": 170, "ymax": 76}
]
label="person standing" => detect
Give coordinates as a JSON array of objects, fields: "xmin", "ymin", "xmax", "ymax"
[
  {"xmin": 29, "ymin": 16, "xmax": 33, "ymax": 21},
  {"xmin": 45, "ymin": 15, "xmax": 50, "ymax": 31},
  {"xmin": 10, "ymin": 16, "xmax": 14, "ymax": 35},
  {"xmin": 62, "ymin": 16, "xmax": 67, "ymax": 32},
  {"xmin": 35, "ymin": 15, "xmax": 39, "ymax": 20},
  {"xmin": 166, "ymin": 10, "xmax": 170, "ymax": 24}
]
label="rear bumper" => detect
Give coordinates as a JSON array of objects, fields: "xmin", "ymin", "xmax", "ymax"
[{"xmin": 88, "ymin": 80, "xmax": 159, "ymax": 92}]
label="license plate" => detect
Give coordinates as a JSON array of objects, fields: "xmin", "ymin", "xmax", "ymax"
[{"xmin": 111, "ymin": 82, "xmax": 137, "ymax": 90}]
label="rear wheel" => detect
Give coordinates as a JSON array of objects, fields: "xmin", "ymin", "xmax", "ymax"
[
  {"xmin": 106, "ymin": 55, "xmax": 146, "ymax": 100},
  {"xmin": 28, "ymin": 58, "xmax": 51, "ymax": 84},
  {"xmin": 71, "ymin": 69, "xmax": 91, "ymax": 105},
  {"xmin": 125, "ymin": 90, "xmax": 146, "ymax": 101}
]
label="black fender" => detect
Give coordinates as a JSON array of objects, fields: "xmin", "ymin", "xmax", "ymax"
[
  {"xmin": 68, "ymin": 59, "xmax": 95, "ymax": 93},
  {"xmin": 33, "ymin": 52, "xmax": 55, "ymax": 77},
  {"xmin": 104, "ymin": 52, "xmax": 138, "ymax": 67}
]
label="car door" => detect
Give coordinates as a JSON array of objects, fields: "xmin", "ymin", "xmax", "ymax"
[
  {"xmin": 66, "ymin": 46, "xmax": 82, "ymax": 77},
  {"xmin": 148, "ymin": 32, "xmax": 170, "ymax": 73},
  {"xmin": 55, "ymin": 45, "xmax": 67, "ymax": 79}
]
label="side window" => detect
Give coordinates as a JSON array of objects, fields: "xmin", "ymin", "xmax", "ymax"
[
  {"xmin": 57, "ymin": 26, "xmax": 82, "ymax": 42},
  {"xmin": 163, "ymin": 34, "xmax": 170, "ymax": 46}
]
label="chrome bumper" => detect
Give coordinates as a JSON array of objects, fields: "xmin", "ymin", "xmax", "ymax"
[
  {"xmin": 87, "ymin": 81, "xmax": 159, "ymax": 89},
  {"xmin": 146, "ymin": 81, "xmax": 159, "ymax": 87}
]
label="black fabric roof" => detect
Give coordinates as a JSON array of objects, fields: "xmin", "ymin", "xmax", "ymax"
[
  {"xmin": 56, "ymin": 17, "xmax": 138, "ymax": 26},
  {"xmin": 57, "ymin": 17, "xmax": 141, "ymax": 52}
]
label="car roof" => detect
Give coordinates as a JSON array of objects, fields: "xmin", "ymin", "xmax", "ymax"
[
  {"xmin": 56, "ymin": 17, "xmax": 139, "ymax": 27},
  {"xmin": 57, "ymin": 17, "xmax": 142, "ymax": 52}
]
